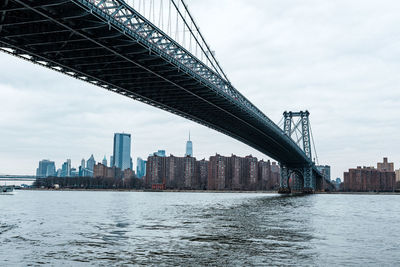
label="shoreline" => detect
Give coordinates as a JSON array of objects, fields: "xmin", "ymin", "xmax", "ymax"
[
  {"xmin": 20, "ymin": 188, "xmax": 400, "ymax": 195},
  {"xmin": 22, "ymin": 188, "xmax": 278, "ymax": 194}
]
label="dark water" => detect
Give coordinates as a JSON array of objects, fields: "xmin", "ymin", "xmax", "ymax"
[{"xmin": 0, "ymin": 191, "xmax": 399, "ymax": 266}]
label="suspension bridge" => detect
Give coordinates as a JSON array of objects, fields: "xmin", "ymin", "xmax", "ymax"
[{"xmin": 0, "ymin": 0, "xmax": 333, "ymax": 193}]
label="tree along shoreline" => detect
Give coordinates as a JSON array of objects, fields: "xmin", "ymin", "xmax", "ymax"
[{"xmin": 33, "ymin": 176, "xmax": 144, "ymax": 190}]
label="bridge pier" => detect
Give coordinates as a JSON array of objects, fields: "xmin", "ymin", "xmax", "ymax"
[
  {"xmin": 279, "ymin": 164, "xmax": 316, "ymax": 194},
  {"xmin": 292, "ymin": 172, "xmax": 304, "ymax": 193},
  {"xmin": 302, "ymin": 166, "xmax": 315, "ymax": 193},
  {"xmin": 278, "ymin": 164, "xmax": 291, "ymax": 194}
]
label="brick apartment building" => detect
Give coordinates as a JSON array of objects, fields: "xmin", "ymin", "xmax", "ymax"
[
  {"xmin": 145, "ymin": 153, "xmax": 280, "ymax": 190},
  {"xmin": 344, "ymin": 158, "xmax": 396, "ymax": 192},
  {"xmin": 93, "ymin": 163, "xmax": 135, "ymax": 180}
]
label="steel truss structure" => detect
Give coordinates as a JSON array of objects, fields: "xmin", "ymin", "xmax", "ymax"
[
  {"xmin": 0, "ymin": 0, "xmax": 323, "ymax": 192},
  {"xmin": 279, "ymin": 111, "xmax": 319, "ymax": 192}
]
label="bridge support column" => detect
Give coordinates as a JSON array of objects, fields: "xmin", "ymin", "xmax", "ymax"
[
  {"xmin": 278, "ymin": 164, "xmax": 291, "ymax": 194},
  {"xmin": 292, "ymin": 172, "xmax": 304, "ymax": 193},
  {"xmin": 303, "ymin": 166, "xmax": 315, "ymax": 193}
]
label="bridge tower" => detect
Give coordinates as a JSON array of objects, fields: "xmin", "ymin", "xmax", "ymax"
[{"xmin": 279, "ymin": 111, "xmax": 315, "ymax": 194}]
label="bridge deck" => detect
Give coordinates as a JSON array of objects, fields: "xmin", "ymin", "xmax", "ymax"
[{"xmin": 0, "ymin": 0, "xmax": 314, "ymax": 168}]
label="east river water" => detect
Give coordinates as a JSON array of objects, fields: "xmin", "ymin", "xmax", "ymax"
[{"xmin": 0, "ymin": 191, "xmax": 399, "ymax": 266}]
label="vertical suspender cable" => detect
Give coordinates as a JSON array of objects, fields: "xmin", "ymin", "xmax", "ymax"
[
  {"xmin": 159, "ymin": 0, "xmax": 163, "ymax": 29},
  {"xmin": 168, "ymin": 0, "xmax": 171, "ymax": 36},
  {"xmin": 152, "ymin": 0, "xmax": 155, "ymax": 23},
  {"xmin": 182, "ymin": 5, "xmax": 186, "ymax": 47},
  {"xmin": 180, "ymin": 0, "xmax": 230, "ymax": 83},
  {"xmin": 175, "ymin": 0, "xmax": 179, "ymax": 41},
  {"xmin": 149, "ymin": 0, "xmax": 152, "ymax": 22}
]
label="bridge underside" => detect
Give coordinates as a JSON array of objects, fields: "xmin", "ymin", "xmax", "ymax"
[{"xmin": 0, "ymin": 0, "xmax": 323, "ymax": 190}]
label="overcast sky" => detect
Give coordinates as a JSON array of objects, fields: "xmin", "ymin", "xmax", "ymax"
[{"xmin": 1, "ymin": 0, "xmax": 400, "ymax": 178}]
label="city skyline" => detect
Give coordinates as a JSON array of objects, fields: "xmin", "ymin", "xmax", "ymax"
[
  {"xmin": 1, "ymin": 1, "xmax": 399, "ymax": 266},
  {"xmin": 2, "ymin": 1, "xmax": 400, "ymax": 179},
  {"xmin": 31, "ymin": 133, "xmax": 197, "ymax": 177}
]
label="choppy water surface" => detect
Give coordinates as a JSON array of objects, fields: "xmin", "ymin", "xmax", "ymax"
[{"xmin": 1, "ymin": 191, "xmax": 399, "ymax": 266}]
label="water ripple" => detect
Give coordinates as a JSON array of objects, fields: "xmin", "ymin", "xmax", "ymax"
[{"xmin": 0, "ymin": 192, "xmax": 399, "ymax": 266}]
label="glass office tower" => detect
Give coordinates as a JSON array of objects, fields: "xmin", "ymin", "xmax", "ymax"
[{"xmin": 113, "ymin": 133, "xmax": 131, "ymax": 170}]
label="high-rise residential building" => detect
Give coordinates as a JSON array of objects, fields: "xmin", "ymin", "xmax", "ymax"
[
  {"xmin": 377, "ymin": 157, "xmax": 394, "ymax": 172},
  {"xmin": 136, "ymin": 157, "xmax": 146, "ymax": 178},
  {"xmin": 145, "ymin": 154, "xmax": 167, "ymax": 186},
  {"xmin": 185, "ymin": 132, "xmax": 193, "ymax": 157},
  {"xmin": 258, "ymin": 160, "xmax": 272, "ymax": 190},
  {"xmin": 344, "ymin": 166, "xmax": 395, "ymax": 192},
  {"xmin": 102, "ymin": 156, "xmax": 108, "ymax": 167},
  {"xmin": 145, "ymin": 154, "xmax": 199, "ymax": 190},
  {"xmin": 183, "ymin": 156, "xmax": 196, "ymax": 188},
  {"xmin": 208, "ymin": 154, "xmax": 232, "ymax": 190},
  {"xmin": 113, "ymin": 133, "xmax": 131, "ymax": 171},
  {"xmin": 36, "ymin": 160, "xmax": 56, "ymax": 177},
  {"xmin": 231, "ymin": 155, "xmax": 245, "ymax": 190},
  {"xmin": 81, "ymin": 159, "xmax": 85, "ymax": 169},
  {"xmin": 245, "ymin": 155, "xmax": 259, "ymax": 189},
  {"xmin": 144, "ymin": 153, "xmax": 280, "ymax": 191},
  {"xmin": 110, "ymin": 156, "xmax": 114, "ymax": 167},
  {"xmin": 197, "ymin": 159, "xmax": 208, "ymax": 190}
]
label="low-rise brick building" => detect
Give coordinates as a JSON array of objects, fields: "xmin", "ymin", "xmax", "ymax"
[{"xmin": 93, "ymin": 163, "xmax": 122, "ymax": 179}]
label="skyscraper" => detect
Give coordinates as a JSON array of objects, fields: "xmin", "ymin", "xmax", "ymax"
[
  {"xmin": 67, "ymin": 159, "xmax": 71, "ymax": 176},
  {"xmin": 79, "ymin": 158, "xmax": 86, "ymax": 176},
  {"xmin": 113, "ymin": 133, "xmax": 131, "ymax": 171},
  {"xmin": 102, "ymin": 156, "xmax": 108, "ymax": 167},
  {"xmin": 86, "ymin": 155, "xmax": 95, "ymax": 177},
  {"xmin": 185, "ymin": 132, "xmax": 193, "ymax": 157},
  {"xmin": 36, "ymin": 160, "xmax": 56, "ymax": 177},
  {"xmin": 61, "ymin": 159, "xmax": 71, "ymax": 177},
  {"xmin": 136, "ymin": 157, "xmax": 146, "ymax": 178}
]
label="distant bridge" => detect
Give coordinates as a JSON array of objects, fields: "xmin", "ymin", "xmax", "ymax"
[
  {"xmin": 0, "ymin": 0, "xmax": 329, "ymax": 192},
  {"xmin": 0, "ymin": 175, "xmax": 37, "ymax": 181}
]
